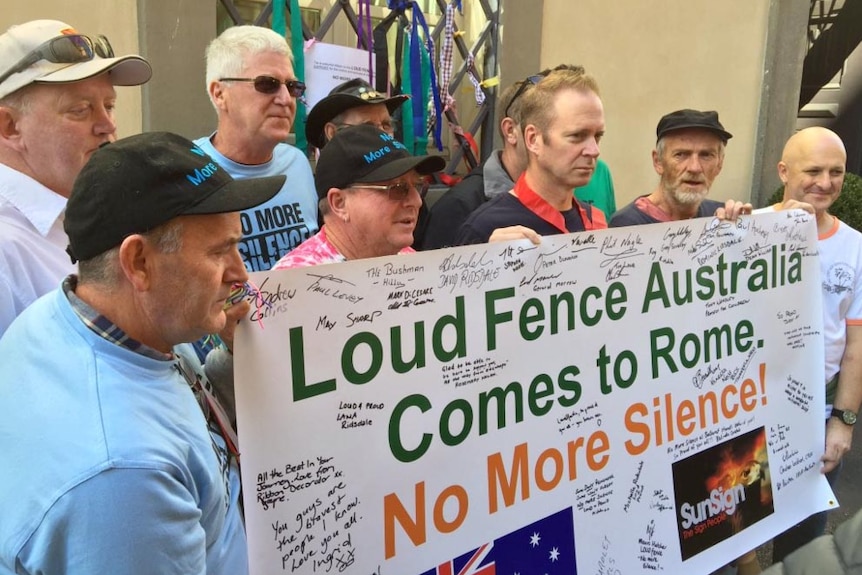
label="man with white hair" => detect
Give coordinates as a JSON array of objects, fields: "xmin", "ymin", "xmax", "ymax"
[
  {"xmin": 195, "ymin": 25, "xmax": 318, "ymax": 272},
  {"xmin": 0, "ymin": 19, "xmax": 151, "ymax": 337},
  {"xmin": 610, "ymin": 109, "xmax": 735, "ymax": 226}
]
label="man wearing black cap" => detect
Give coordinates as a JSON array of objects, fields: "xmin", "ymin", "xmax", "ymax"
[
  {"xmin": 0, "ymin": 132, "xmax": 283, "ymax": 574},
  {"xmin": 305, "ymin": 77, "xmax": 409, "ymax": 150},
  {"xmin": 611, "ymin": 111, "xmax": 759, "ymax": 574},
  {"xmin": 303, "ymin": 77, "xmax": 438, "ymax": 249},
  {"xmin": 273, "ymin": 124, "xmax": 444, "ymax": 268},
  {"xmin": 610, "ymin": 109, "xmax": 747, "ymax": 226},
  {"xmin": 0, "ymin": 19, "xmax": 152, "ymax": 337}
]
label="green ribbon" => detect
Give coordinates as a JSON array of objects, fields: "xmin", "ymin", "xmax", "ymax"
[
  {"xmin": 416, "ymin": 36, "xmax": 430, "ymax": 155},
  {"xmin": 272, "ymin": 0, "xmax": 286, "ymax": 34},
  {"xmin": 289, "ymin": 0, "xmax": 307, "ymax": 152},
  {"xmin": 400, "ymin": 28, "xmax": 414, "ymax": 151}
]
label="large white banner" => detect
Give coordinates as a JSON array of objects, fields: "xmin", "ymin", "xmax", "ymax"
[{"xmin": 236, "ymin": 210, "xmax": 834, "ymax": 575}]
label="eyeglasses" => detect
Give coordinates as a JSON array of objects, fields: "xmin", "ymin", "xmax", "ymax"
[
  {"xmin": 219, "ymin": 75, "xmax": 307, "ymax": 98},
  {"xmin": 335, "ymin": 119, "xmax": 395, "ymax": 134},
  {"xmin": 503, "ymin": 74, "xmax": 543, "ymax": 120},
  {"xmin": 0, "ymin": 33, "xmax": 114, "ymax": 86},
  {"xmin": 349, "ymin": 180, "xmax": 429, "ymax": 201}
]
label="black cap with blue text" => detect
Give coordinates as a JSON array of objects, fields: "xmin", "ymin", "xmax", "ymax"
[
  {"xmin": 64, "ymin": 131, "xmax": 284, "ymax": 263},
  {"xmin": 314, "ymin": 124, "xmax": 445, "ymax": 200},
  {"xmin": 656, "ymin": 109, "xmax": 733, "ymax": 143}
]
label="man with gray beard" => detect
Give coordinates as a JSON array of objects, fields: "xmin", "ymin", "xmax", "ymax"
[
  {"xmin": 610, "ymin": 109, "xmax": 734, "ymax": 226},
  {"xmin": 610, "ymin": 108, "xmax": 761, "ymax": 574}
]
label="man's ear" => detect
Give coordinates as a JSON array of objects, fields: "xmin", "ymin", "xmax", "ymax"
[
  {"xmin": 208, "ymin": 81, "xmax": 227, "ymax": 111},
  {"xmin": 652, "ymin": 149, "xmax": 664, "ymax": 175},
  {"xmin": 117, "ymin": 235, "xmax": 154, "ymax": 292},
  {"xmin": 328, "ymin": 188, "xmax": 349, "ymax": 219},
  {"xmin": 777, "ymin": 161, "xmax": 788, "ymax": 184},
  {"xmin": 323, "ymin": 122, "xmax": 339, "ymax": 144},
  {"xmin": 523, "ymin": 124, "xmax": 542, "ymax": 155},
  {"xmin": 0, "ymin": 106, "xmax": 24, "ymax": 152},
  {"xmin": 500, "ymin": 117, "xmax": 519, "ymax": 146}
]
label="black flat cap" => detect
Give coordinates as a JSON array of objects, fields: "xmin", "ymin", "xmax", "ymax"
[{"xmin": 656, "ymin": 109, "xmax": 732, "ymax": 143}]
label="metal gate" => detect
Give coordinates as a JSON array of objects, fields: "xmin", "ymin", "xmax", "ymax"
[{"xmin": 216, "ymin": 0, "xmax": 502, "ymax": 175}]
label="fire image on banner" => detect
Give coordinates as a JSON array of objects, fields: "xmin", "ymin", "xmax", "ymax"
[
  {"xmin": 419, "ymin": 508, "xmax": 576, "ymax": 575},
  {"xmin": 673, "ymin": 426, "xmax": 774, "ymax": 560}
]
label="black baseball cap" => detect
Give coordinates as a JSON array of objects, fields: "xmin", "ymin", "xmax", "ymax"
[
  {"xmin": 65, "ymin": 132, "xmax": 284, "ymax": 263},
  {"xmin": 314, "ymin": 124, "xmax": 445, "ymax": 200},
  {"xmin": 656, "ymin": 109, "xmax": 733, "ymax": 143},
  {"xmin": 305, "ymin": 78, "xmax": 410, "ymax": 149}
]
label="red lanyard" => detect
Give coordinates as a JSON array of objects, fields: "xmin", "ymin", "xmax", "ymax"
[{"xmin": 513, "ymin": 173, "xmax": 604, "ymax": 232}]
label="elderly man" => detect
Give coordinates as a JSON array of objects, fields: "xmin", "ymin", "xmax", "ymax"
[
  {"xmin": 196, "ymin": 25, "xmax": 318, "ymax": 272},
  {"xmin": 0, "ymin": 19, "xmax": 151, "ymax": 337},
  {"xmin": 611, "ymin": 109, "xmax": 758, "ymax": 574},
  {"xmin": 768, "ymin": 127, "xmax": 862, "ymax": 563},
  {"xmin": 273, "ymin": 124, "xmax": 444, "ymax": 268},
  {"xmin": 455, "ymin": 67, "xmax": 608, "ymax": 245},
  {"xmin": 302, "ymin": 77, "xmax": 441, "ymax": 249},
  {"xmin": 305, "ymin": 77, "xmax": 408, "ymax": 149},
  {"xmin": 0, "ymin": 132, "xmax": 283, "ymax": 574},
  {"xmin": 610, "ymin": 109, "xmax": 746, "ymax": 226}
]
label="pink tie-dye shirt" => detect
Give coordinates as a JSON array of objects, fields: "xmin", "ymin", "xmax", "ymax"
[{"xmin": 272, "ymin": 226, "xmax": 414, "ymax": 269}]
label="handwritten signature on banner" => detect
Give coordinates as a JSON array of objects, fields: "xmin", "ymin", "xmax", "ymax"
[{"xmin": 237, "ymin": 210, "xmax": 828, "ymax": 574}]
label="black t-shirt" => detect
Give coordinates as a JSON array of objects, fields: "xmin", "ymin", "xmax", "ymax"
[
  {"xmin": 421, "ymin": 165, "xmax": 486, "ymax": 250},
  {"xmin": 456, "ymin": 193, "xmax": 592, "ymax": 245}
]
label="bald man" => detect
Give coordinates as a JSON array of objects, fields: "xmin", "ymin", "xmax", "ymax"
[{"xmin": 769, "ymin": 127, "xmax": 862, "ymax": 563}]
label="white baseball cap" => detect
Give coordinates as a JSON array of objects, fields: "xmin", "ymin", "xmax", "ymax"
[{"xmin": 0, "ymin": 19, "xmax": 152, "ymax": 100}]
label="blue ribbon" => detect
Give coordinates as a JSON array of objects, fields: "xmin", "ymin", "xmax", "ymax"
[{"xmin": 387, "ymin": 0, "xmax": 411, "ymax": 12}]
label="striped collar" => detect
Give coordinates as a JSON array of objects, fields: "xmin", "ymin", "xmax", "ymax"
[{"xmin": 62, "ymin": 275, "xmax": 170, "ymax": 361}]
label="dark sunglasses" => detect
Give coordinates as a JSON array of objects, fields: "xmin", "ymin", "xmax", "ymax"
[
  {"xmin": 0, "ymin": 33, "xmax": 114, "ymax": 86},
  {"xmin": 220, "ymin": 75, "xmax": 307, "ymax": 98},
  {"xmin": 349, "ymin": 180, "xmax": 430, "ymax": 201},
  {"xmin": 503, "ymin": 74, "xmax": 543, "ymax": 120},
  {"xmin": 335, "ymin": 119, "xmax": 395, "ymax": 134}
]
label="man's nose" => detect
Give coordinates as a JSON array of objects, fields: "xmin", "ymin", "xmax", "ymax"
[
  {"xmin": 685, "ymin": 156, "xmax": 704, "ymax": 173},
  {"xmin": 273, "ymin": 83, "xmax": 295, "ymax": 105},
  {"xmin": 94, "ymin": 106, "xmax": 117, "ymax": 138},
  {"xmin": 583, "ymin": 136, "xmax": 600, "ymax": 157}
]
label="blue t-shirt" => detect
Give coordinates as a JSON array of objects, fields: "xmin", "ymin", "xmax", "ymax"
[
  {"xmin": 0, "ymin": 289, "xmax": 247, "ymax": 575},
  {"xmin": 195, "ymin": 135, "xmax": 319, "ymax": 271}
]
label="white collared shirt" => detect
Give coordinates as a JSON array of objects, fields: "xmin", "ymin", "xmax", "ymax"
[{"xmin": 0, "ymin": 163, "xmax": 73, "ymax": 338}]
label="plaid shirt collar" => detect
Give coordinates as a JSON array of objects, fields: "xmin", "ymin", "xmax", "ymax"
[{"xmin": 63, "ymin": 275, "xmax": 171, "ymax": 361}]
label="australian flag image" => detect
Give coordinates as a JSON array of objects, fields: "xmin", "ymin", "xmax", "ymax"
[{"xmin": 419, "ymin": 508, "xmax": 576, "ymax": 575}]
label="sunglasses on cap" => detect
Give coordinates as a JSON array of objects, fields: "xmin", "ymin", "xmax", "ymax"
[
  {"xmin": 503, "ymin": 74, "xmax": 543, "ymax": 120},
  {"xmin": 220, "ymin": 75, "xmax": 307, "ymax": 98},
  {"xmin": 0, "ymin": 33, "xmax": 114, "ymax": 86}
]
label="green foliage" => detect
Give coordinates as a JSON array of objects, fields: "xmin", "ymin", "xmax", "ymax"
[{"xmin": 767, "ymin": 172, "xmax": 862, "ymax": 231}]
